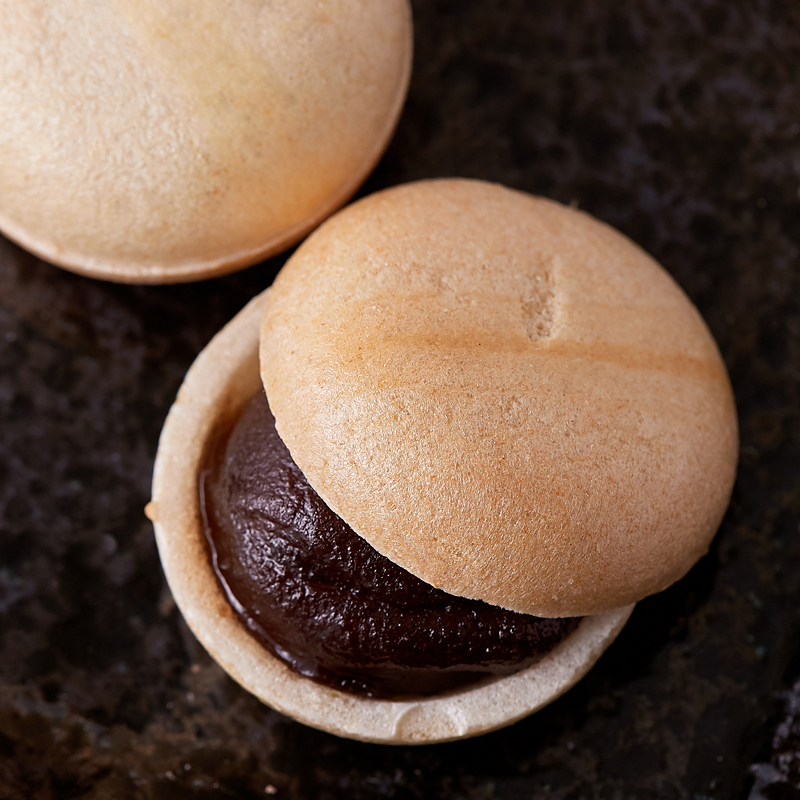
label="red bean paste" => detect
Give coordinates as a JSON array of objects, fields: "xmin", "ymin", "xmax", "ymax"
[{"xmin": 200, "ymin": 391, "xmax": 580, "ymax": 698}]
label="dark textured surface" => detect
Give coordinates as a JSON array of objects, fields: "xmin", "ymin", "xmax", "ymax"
[{"xmin": 1, "ymin": 0, "xmax": 799, "ymax": 797}]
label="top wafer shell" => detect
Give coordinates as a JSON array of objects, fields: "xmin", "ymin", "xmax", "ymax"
[{"xmin": 260, "ymin": 178, "xmax": 738, "ymax": 618}]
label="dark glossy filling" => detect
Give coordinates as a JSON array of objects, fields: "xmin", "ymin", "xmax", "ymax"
[{"xmin": 200, "ymin": 391, "xmax": 580, "ymax": 698}]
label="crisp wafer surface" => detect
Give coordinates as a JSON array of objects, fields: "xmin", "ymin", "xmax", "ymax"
[
  {"xmin": 0, "ymin": 0, "xmax": 412, "ymax": 282},
  {"xmin": 261, "ymin": 179, "xmax": 738, "ymax": 617}
]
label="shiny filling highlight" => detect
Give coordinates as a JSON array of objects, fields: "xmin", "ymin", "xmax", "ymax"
[{"xmin": 200, "ymin": 391, "xmax": 580, "ymax": 698}]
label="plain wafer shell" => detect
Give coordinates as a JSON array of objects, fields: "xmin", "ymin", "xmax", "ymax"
[
  {"xmin": 260, "ymin": 179, "xmax": 738, "ymax": 618},
  {"xmin": 0, "ymin": 0, "xmax": 412, "ymax": 283}
]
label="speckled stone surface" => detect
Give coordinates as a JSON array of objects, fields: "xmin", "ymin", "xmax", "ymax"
[{"xmin": 1, "ymin": 1, "xmax": 799, "ymax": 798}]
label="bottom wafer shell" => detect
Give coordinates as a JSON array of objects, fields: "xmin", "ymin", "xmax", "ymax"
[{"xmin": 149, "ymin": 290, "xmax": 634, "ymax": 744}]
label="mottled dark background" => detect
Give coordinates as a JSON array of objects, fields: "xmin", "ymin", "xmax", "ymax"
[{"xmin": 2, "ymin": 0, "xmax": 800, "ymax": 798}]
